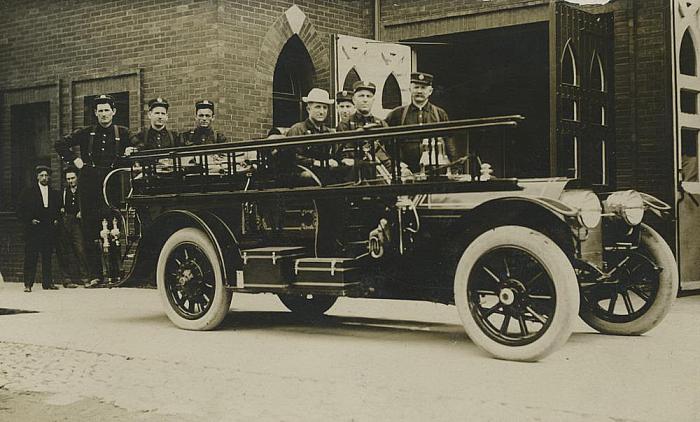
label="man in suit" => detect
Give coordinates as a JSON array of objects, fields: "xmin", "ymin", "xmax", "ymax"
[{"xmin": 18, "ymin": 165, "xmax": 61, "ymax": 292}]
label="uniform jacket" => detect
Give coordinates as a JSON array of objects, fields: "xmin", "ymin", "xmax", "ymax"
[
  {"xmin": 336, "ymin": 112, "xmax": 392, "ymax": 170},
  {"xmin": 180, "ymin": 127, "xmax": 227, "ymax": 146},
  {"xmin": 285, "ymin": 119, "xmax": 334, "ymax": 168},
  {"xmin": 55, "ymin": 124, "xmax": 131, "ymax": 169},
  {"xmin": 385, "ymin": 101, "xmax": 457, "ymax": 168},
  {"xmin": 130, "ymin": 127, "xmax": 179, "ymax": 150}
]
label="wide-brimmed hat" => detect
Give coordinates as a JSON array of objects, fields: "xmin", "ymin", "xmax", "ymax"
[{"xmin": 302, "ymin": 88, "xmax": 334, "ymax": 105}]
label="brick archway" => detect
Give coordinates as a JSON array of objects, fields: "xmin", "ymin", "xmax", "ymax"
[{"xmin": 254, "ymin": 5, "xmax": 330, "ymax": 129}]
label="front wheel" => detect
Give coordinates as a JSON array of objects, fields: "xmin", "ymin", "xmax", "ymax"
[
  {"xmin": 579, "ymin": 224, "xmax": 678, "ymax": 335},
  {"xmin": 157, "ymin": 228, "xmax": 232, "ymax": 330},
  {"xmin": 454, "ymin": 226, "xmax": 579, "ymax": 362}
]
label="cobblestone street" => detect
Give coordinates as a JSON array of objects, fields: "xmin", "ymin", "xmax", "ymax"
[{"xmin": 0, "ymin": 283, "xmax": 699, "ymax": 421}]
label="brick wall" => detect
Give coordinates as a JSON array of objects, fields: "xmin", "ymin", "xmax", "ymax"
[
  {"xmin": 0, "ymin": 0, "xmax": 373, "ymax": 280},
  {"xmin": 612, "ymin": 0, "xmax": 675, "ymax": 205}
]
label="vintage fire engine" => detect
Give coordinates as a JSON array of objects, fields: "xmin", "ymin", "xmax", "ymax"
[{"xmin": 107, "ymin": 116, "xmax": 677, "ymax": 361}]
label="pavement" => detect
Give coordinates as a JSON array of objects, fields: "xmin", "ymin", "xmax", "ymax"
[{"xmin": 0, "ymin": 282, "xmax": 699, "ymax": 422}]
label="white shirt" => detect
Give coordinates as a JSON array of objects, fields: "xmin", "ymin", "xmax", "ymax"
[{"xmin": 39, "ymin": 183, "xmax": 49, "ymax": 208}]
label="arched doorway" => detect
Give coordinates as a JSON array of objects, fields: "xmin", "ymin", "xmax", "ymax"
[{"xmin": 273, "ymin": 35, "xmax": 314, "ymax": 128}]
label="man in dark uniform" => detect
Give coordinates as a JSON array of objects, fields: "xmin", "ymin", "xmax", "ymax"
[
  {"xmin": 128, "ymin": 98, "xmax": 179, "ymax": 152},
  {"xmin": 57, "ymin": 168, "xmax": 89, "ymax": 287},
  {"xmin": 54, "ymin": 94, "xmax": 130, "ymax": 286},
  {"xmin": 18, "ymin": 165, "xmax": 61, "ymax": 292},
  {"xmin": 180, "ymin": 100, "xmax": 227, "ymax": 145},
  {"xmin": 385, "ymin": 72, "xmax": 456, "ymax": 171},
  {"xmin": 286, "ymin": 88, "xmax": 338, "ymax": 170},
  {"xmin": 180, "ymin": 100, "xmax": 229, "ymax": 174},
  {"xmin": 336, "ymin": 81, "xmax": 393, "ymax": 179},
  {"xmin": 335, "ymin": 89, "xmax": 356, "ymax": 128}
]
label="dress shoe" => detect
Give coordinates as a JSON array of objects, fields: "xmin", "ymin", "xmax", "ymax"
[
  {"xmin": 62, "ymin": 282, "xmax": 79, "ymax": 288},
  {"xmin": 42, "ymin": 285, "xmax": 59, "ymax": 290},
  {"xmin": 24, "ymin": 286, "xmax": 32, "ymax": 293}
]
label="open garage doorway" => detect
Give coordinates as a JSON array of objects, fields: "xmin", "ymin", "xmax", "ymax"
[{"xmin": 412, "ymin": 22, "xmax": 550, "ymax": 178}]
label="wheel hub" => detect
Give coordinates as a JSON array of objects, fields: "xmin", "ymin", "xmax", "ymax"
[
  {"xmin": 499, "ymin": 288, "xmax": 516, "ymax": 305},
  {"xmin": 175, "ymin": 261, "xmax": 202, "ymax": 298}
]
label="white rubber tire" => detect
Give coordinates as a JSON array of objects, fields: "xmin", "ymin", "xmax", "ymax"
[
  {"xmin": 580, "ymin": 223, "xmax": 678, "ymax": 335},
  {"xmin": 157, "ymin": 227, "xmax": 232, "ymax": 330},
  {"xmin": 454, "ymin": 226, "xmax": 579, "ymax": 362}
]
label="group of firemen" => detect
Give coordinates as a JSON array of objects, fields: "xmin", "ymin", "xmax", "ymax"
[{"xmin": 21, "ymin": 71, "xmax": 449, "ymax": 291}]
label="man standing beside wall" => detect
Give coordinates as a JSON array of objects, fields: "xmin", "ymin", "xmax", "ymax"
[
  {"xmin": 18, "ymin": 165, "xmax": 61, "ymax": 292},
  {"xmin": 54, "ymin": 94, "xmax": 130, "ymax": 286},
  {"xmin": 56, "ymin": 168, "xmax": 90, "ymax": 287}
]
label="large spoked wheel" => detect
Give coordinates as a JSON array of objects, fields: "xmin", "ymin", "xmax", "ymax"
[
  {"xmin": 454, "ymin": 226, "xmax": 579, "ymax": 362},
  {"xmin": 579, "ymin": 223, "xmax": 678, "ymax": 335},
  {"xmin": 278, "ymin": 294, "xmax": 337, "ymax": 318},
  {"xmin": 157, "ymin": 228, "xmax": 232, "ymax": 330}
]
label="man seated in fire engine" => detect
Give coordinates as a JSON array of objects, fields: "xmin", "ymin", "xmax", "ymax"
[
  {"xmin": 336, "ymin": 81, "xmax": 410, "ymax": 183},
  {"xmin": 279, "ymin": 88, "xmax": 343, "ymax": 185}
]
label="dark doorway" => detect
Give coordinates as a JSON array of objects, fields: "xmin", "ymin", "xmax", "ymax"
[
  {"xmin": 83, "ymin": 92, "xmax": 130, "ymax": 127},
  {"xmin": 273, "ymin": 35, "xmax": 314, "ymax": 128},
  {"xmin": 11, "ymin": 102, "xmax": 51, "ymax": 210},
  {"xmin": 412, "ymin": 23, "xmax": 550, "ymax": 178}
]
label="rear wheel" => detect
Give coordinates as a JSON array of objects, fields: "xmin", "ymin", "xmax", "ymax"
[
  {"xmin": 579, "ymin": 224, "xmax": 678, "ymax": 335},
  {"xmin": 454, "ymin": 226, "xmax": 579, "ymax": 362},
  {"xmin": 278, "ymin": 294, "xmax": 337, "ymax": 318},
  {"xmin": 157, "ymin": 228, "xmax": 232, "ymax": 330}
]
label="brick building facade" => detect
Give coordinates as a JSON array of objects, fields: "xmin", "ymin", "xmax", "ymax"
[{"xmin": 1, "ymin": 0, "xmax": 697, "ymax": 286}]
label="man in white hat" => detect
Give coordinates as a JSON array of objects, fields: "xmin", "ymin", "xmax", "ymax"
[{"xmin": 286, "ymin": 88, "xmax": 338, "ymax": 168}]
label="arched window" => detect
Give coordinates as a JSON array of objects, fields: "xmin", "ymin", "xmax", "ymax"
[
  {"xmin": 590, "ymin": 53, "xmax": 605, "ymax": 92},
  {"xmin": 273, "ymin": 35, "xmax": 313, "ymax": 127},
  {"xmin": 382, "ymin": 73, "xmax": 402, "ymax": 109},
  {"xmin": 343, "ymin": 67, "xmax": 361, "ymax": 92},
  {"xmin": 563, "ymin": 98, "xmax": 578, "ymax": 121},
  {"xmin": 680, "ymin": 29, "xmax": 697, "ymax": 76},
  {"xmin": 562, "ymin": 40, "xmax": 578, "ymax": 86}
]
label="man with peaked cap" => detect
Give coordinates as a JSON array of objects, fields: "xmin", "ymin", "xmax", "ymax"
[
  {"xmin": 336, "ymin": 81, "xmax": 393, "ymax": 177},
  {"xmin": 18, "ymin": 165, "xmax": 62, "ymax": 292},
  {"xmin": 180, "ymin": 100, "xmax": 228, "ymax": 146},
  {"xmin": 337, "ymin": 81, "xmax": 389, "ymax": 131},
  {"xmin": 128, "ymin": 97, "xmax": 179, "ymax": 153},
  {"xmin": 335, "ymin": 89, "xmax": 356, "ymax": 127},
  {"xmin": 55, "ymin": 94, "xmax": 131, "ymax": 286},
  {"xmin": 385, "ymin": 72, "xmax": 457, "ymax": 170}
]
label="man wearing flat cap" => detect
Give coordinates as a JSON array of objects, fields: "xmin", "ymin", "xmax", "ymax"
[
  {"xmin": 54, "ymin": 94, "xmax": 131, "ymax": 286},
  {"xmin": 128, "ymin": 98, "xmax": 179, "ymax": 152},
  {"xmin": 181, "ymin": 100, "xmax": 227, "ymax": 146},
  {"xmin": 18, "ymin": 165, "xmax": 61, "ymax": 292},
  {"xmin": 385, "ymin": 72, "xmax": 456, "ymax": 170}
]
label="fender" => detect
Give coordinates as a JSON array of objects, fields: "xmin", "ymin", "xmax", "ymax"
[
  {"xmin": 122, "ymin": 209, "xmax": 243, "ymax": 287},
  {"xmin": 444, "ymin": 196, "xmax": 578, "ymax": 258}
]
